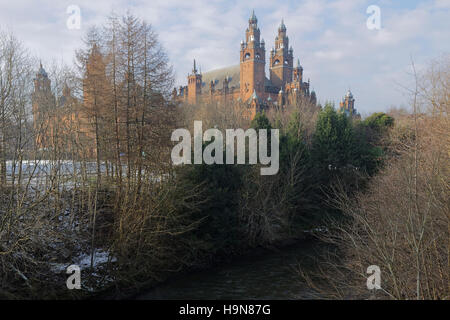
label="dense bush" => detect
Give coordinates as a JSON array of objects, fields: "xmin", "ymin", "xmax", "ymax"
[{"xmin": 176, "ymin": 161, "xmax": 244, "ymax": 257}]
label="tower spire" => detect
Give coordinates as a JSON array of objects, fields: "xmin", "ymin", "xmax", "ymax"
[
  {"xmin": 279, "ymin": 18, "xmax": 286, "ymax": 32},
  {"xmin": 193, "ymin": 59, "xmax": 197, "ymax": 74},
  {"xmin": 249, "ymin": 10, "xmax": 258, "ymax": 25},
  {"xmin": 187, "ymin": 59, "xmax": 202, "ymax": 104},
  {"xmin": 240, "ymin": 9, "xmax": 265, "ymax": 103}
]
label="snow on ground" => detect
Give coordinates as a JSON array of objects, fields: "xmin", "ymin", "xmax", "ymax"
[{"xmin": 49, "ymin": 249, "xmax": 116, "ymax": 273}]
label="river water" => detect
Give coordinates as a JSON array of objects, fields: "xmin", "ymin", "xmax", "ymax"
[{"xmin": 138, "ymin": 240, "xmax": 325, "ymax": 300}]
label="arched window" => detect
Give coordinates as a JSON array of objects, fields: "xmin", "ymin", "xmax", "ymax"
[
  {"xmin": 274, "ymin": 59, "xmax": 280, "ymax": 66},
  {"xmin": 245, "ymin": 53, "xmax": 251, "ymax": 60}
]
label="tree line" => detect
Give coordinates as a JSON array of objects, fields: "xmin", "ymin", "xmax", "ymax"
[{"xmin": 0, "ymin": 13, "xmax": 447, "ymax": 300}]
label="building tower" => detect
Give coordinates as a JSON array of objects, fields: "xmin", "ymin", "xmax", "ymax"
[
  {"xmin": 32, "ymin": 62, "xmax": 55, "ymax": 148},
  {"xmin": 240, "ymin": 10, "xmax": 266, "ymax": 102},
  {"xmin": 293, "ymin": 59, "xmax": 303, "ymax": 84},
  {"xmin": 339, "ymin": 89, "xmax": 359, "ymax": 118},
  {"xmin": 187, "ymin": 59, "xmax": 202, "ymax": 104},
  {"xmin": 270, "ymin": 19, "xmax": 293, "ymax": 89}
]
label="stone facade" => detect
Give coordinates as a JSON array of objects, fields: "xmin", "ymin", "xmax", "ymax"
[
  {"xmin": 174, "ymin": 11, "xmax": 317, "ymax": 118},
  {"xmin": 32, "ymin": 47, "xmax": 106, "ymax": 157},
  {"xmin": 32, "ymin": 63, "xmax": 91, "ymax": 156}
]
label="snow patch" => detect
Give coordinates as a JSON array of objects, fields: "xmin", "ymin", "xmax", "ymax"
[{"xmin": 49, "ymin": 249, "xmax": 116, "ymax": 273}]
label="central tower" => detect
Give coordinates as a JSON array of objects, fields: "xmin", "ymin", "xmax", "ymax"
[
  {"xmin": 269, "ymin": 19, "xmax": 293, "ymax": 89},
  {"xmin": 240, "ymin": 11, "xmax": 266, "ymax": 102}
]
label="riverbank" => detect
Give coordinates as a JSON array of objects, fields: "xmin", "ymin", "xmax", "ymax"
[
  {"xmin": 91, "ymin": 236, "xmax": 324, "ymax": 300},
  {"xmin": 137, "ymin": 238, "xmax": 325, "ymax": 300}
]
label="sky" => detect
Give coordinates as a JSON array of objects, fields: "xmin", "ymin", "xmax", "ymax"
[{"xmin": 1, "ymin": 0, "xmax": 449, "ymax": 116}]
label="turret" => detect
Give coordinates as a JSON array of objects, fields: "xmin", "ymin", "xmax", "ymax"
[
  {"xmin": 187, "ymin": 59, "xmax": 202, "ymax": 104},
  {"xmin": 293, "ymin": 58, "xmax": 303, "ymax": 83},
  {"xmin": 270, "ymin": 19, "xmax": 293, "ymax": 88},
  {"xmin": 240, "ymin": 10, "xmax": 266, "ymax": 102},
  {"xmin": 340, "ymin": 89, "xmax": 356, "ymax": 115},
  {"xmin": 32, "ymin": 62, "xmax": 56, "ymax": 148},
  {"xmin": 310, "ymin": 90, "xmax": 317, "ymax": 105}
]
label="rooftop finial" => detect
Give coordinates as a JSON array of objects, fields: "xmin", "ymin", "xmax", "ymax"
[
  {"xmin": 279, "ymin": 18, "xmax": 286, "ymax": 32},
  {"xmin": 249, "ymin": 10, "xmax": 257, "ymax": 24},
  {"xmin": 38, "ymin": 60, "xmax": 47, "ymax": 77},
  {"xmin": 193, "ymin": 59, "xmax": 197, "ymax": 74},
  {"xmin": 346, "ymin": 88, "xmax": 353, "ymax": 98}
]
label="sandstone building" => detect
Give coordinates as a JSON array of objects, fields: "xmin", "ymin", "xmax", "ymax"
[
  {"xmin": 32, "ymin": 44, "xmax": 167, "ymax": 159},
  {"xmin": 339, "ymin": 89, "xmax": 360, "ymax": 119},
  {"xmin": 174, "ymin": 11, "xmax": 317, "ymax": 118},
  {"xmin": 32, "ymin": 63, "xmax": 90, "ymax": 157},
  {"xmin": 32, "ymin": 45, "xmax": 110, "ymax": 158}
]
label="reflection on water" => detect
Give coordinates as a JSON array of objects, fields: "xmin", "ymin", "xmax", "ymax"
[{"xmin": 138, "ymin": 241, "xmax": 324, "ymax": 300}]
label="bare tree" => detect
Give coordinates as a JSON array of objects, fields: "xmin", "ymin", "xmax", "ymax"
[{"xmin": 299, "ymin": 56, "xmax": 449, "ymax": 300}]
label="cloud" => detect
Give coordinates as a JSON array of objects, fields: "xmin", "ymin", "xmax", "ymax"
[{"xmin": 0, "ymin": 0, "xmax": 448, "ymax": 114}]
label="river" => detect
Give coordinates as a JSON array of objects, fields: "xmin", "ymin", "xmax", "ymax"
[{"xmin": 138, "ymin": 240, "xmax": 325, "ymax": 300}]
